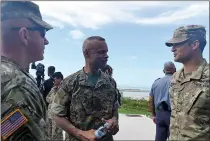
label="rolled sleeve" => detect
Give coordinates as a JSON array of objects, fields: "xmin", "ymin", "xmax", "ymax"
[{"xmin": 51, "ymin": 83, "xmax": 71, "ymax": 117}]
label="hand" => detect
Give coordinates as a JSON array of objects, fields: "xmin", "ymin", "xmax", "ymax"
[
  {"xmin": 78, "ymin": 129, "xmax": 96, "ymax": 141},
  {"xmin": 102, "ymin": 118, "xmax": 119, "ymax": 135},
  {"xmin": 152, "ymin": 116, "xmax": 156, "ymax": 124}
]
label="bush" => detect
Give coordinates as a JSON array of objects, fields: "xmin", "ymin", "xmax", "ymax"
[{"xmin": 119, "ymin": 97, "xmax": 151, "ymax": 116}]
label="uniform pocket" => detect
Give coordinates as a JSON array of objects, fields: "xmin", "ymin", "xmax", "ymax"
[{"xmin": 185, "ymin": 88, "xmax": 202, "ymax": 114}]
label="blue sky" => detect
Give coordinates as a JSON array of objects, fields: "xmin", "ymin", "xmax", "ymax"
[{"xmin": 30, "ymin": 1, "xmax": 209, "ymax": 89}]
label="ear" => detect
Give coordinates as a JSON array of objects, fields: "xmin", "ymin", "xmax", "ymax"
[
  {"xmin": 191, "ymin": 40, "xmax": 200, "ymax": 50},
  {"xmin": 18, "ymin": 27, "xmax": 29, "ymax": 47},
  {"xmin": 84, "ymin": 50, "xmax": 90, "ymax": 58},
  {"xmin": 163, "ymin": 69, "xmax": 165, "ymax": 74}
]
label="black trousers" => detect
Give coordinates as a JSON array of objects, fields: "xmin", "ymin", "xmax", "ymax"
[{"xmin": 155, "ymin": 110, "xmax": 171, "ymax": 141}]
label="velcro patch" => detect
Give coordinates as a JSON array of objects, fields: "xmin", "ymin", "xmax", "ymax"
[{"xmin": 1, "ymin": 109, "xmax": 28, "ymax": 140}]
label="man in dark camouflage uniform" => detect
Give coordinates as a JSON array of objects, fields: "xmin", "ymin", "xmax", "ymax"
[
  {"xmin": 165, "ymin": 25, "xmax": 209, "ymax": 140},
  {"xmin": 1, "ymin": 1, "xmax": 53, "ymax": 141},
  {"xmin": 51, "ymin": 36, "xmax": 119, "ymax": 141}
]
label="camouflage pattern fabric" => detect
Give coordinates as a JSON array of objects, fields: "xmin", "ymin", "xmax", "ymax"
[
  {"xmin": 46, "ymin": 87, "xmax": 64, "ymax": 140},
  {"xmin": 1, "ymin": 56, "xmax": 49, "ymax": 141},
  {"xmin": 169, "ymin": 58, "xmax": 210, "ymax": 140},
  {"xmin": 48, "ymin": 119, "xmax": 63, "ymax": 141},
  {"xmin": 46, "ymin": 87, "xmax": 57, "ymax": 119},
  {"xmin": 1, "ymin": 1, "xmax": 52, "ymax": 30},
  {"xmin": 51, "ymin": 69, "xmax": 119, "ymax": 141},
  {"xmin": 165, "ymin": 25, "xmax": 206, "ymax": 47},
  {"xmin": 102, "ymin": 66, "xmax": 122, "ymax": 106}
]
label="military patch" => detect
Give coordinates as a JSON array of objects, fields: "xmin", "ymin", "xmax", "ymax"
[{"xmin": 1, "ymin": 109, "xmax": 28, "ymax": 140}]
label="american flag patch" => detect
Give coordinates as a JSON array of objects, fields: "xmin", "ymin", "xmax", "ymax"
[{"xmin": 1, "ymin": 109, "xmax": 28, "ymax": 140}]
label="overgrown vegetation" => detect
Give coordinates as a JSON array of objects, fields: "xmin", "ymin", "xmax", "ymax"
[{"xmin": 118, "ymin": 97, "xmax": 151, "ymax": 116}]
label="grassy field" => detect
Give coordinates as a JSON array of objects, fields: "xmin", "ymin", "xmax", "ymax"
[{"xmin": 118, "ymin": 97, "xmax": 151, "ymax": 116}]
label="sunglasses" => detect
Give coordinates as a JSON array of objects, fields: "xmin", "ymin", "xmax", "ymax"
[{"xmin": 11, "ymin": 27, "xmax": 46, "ymax": 38}]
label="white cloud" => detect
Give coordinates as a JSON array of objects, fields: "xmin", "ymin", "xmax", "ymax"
[
  {"xmin": 45, "ymin": 19, "xmax": 64, "ymax": 29},
  {"xmin": 34, "ymin": 1, "xmax": 209, "ymax": 29},
  {"xmin": 69, "ymin": 30, "xmax": 85, "ymax": 40},
  {"xmin": 136, "ymin": 3, "xmax": 209, "ymax": 25}
]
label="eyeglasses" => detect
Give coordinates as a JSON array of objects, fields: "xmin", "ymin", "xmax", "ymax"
[
  {"xmin": 11, "ymin": 27, "xmax": 46, "ymax": 38},
  {"xmin": 173, "ymin": 40, "xmax": 189, "ymax": 48}
]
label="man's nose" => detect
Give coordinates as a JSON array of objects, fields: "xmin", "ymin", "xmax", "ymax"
[
  {"xmin": 105, "ymin": 54, "xmax": 109, "ymax": 59},
  {"xmin": 171, "ymin": 46, "xmax": 176, "ymax": 52},
  {"xmin": 44, "ymin": 37, "xmax": 49, "ymax": 45}
]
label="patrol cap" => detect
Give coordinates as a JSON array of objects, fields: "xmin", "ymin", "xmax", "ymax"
[
  {"xmin": 165, "ymin": 25, "xmax": 206, "ymax": 47},
  {"xmin": 1, "ymin": 1, "xmax": 53, "ymax": 31}
]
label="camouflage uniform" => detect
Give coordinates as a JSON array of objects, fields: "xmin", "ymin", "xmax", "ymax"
[
  {"xmin": 51, "ymin": 69, "xmax": 119, "ymax": 141},
  {"xmin": 46, "ymin": 87, "xmax": 64, "ymax": 140},
  {"xmin": 1, "ymin": 57, "xmax": 49, "ymax": 141},
  {"xmin": 1, "ymin": 1, "xmax": 52, "ymax": 141},
  {"xmin": 165, "ymin": 25, "xmax": 210, "ymax": 140},
  {"xmin": 103, "ymin": 66, "xmax": 122, "ymax": 106}
]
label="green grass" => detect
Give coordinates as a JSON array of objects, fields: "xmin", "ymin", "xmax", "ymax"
[{"xmin": 118, "ymin": 97, "xmax": 152, "ymax": 116}]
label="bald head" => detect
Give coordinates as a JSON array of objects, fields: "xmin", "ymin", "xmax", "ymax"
[
  {"xmin": 82, "ymin": 36, "xmax": 106, "ymax": 53},
  {"xmin": 163, "ymin": 61, "xmax": 176, "ymax": 74},
  {"xmin": 82, "ymin": 36, "xmax": 108, "ymax": 70}
]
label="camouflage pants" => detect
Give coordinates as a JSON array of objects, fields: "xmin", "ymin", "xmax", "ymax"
[{"xmin": 48, "ymin": 118, "xmax": 64, "ymax": 140}]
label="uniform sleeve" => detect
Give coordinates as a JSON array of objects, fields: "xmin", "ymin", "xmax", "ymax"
[
  {"xmin": 46, "ymin": 87, "xmax": 56, "ymax": 104},
  {"xmin": 111, "ymin": 79, "xmax": 120, "ymax": 110},
  {"xmin": 2, "ymin": 87, "xmax": 48, "ymax": 141},
  {"xmin": 51, "ymin": 80, "xmax": 72, "ymax": 117}
]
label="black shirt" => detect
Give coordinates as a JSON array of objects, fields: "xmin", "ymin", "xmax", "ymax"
[{"xmin": 42, "ymin": 77, "xmax": 54, "ymax": 106}]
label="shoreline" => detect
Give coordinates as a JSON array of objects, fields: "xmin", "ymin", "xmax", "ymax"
[
  {"xmin": 119, "ymin": 89, "xmax": 150, "ymax": 92},
  {"xmin": 122, "ymin": 95, "xmax": 149, "ymax": 101},
  {"xmin": 121, "ymin": 91, "xmax": 150, "ymax": 101}
]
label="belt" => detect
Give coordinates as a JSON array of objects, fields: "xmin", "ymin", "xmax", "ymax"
[{"xmin": 156, "ymin": 104, "xmax": 171, "ymax": 112}]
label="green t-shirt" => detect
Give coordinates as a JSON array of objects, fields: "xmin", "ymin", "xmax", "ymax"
[{"xmin": 86, "ymin": 71, "xmax": 100, "ymax": 86}]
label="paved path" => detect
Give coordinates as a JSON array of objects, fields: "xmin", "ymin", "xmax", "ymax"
[
  {"xmin": 63, "ymin": 114, "xmax": 156, "ymax": 140},
  {"xmin": 113, "ymin": 114, "xmax": 155, "ymax": 140}
]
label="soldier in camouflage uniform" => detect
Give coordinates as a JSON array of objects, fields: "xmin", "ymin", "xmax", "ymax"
[
  {"xmin": 1, "ymin": 1, "xmax": 53, "ymax": 141},
  {"xmin": 51, "ymin": 36, "xmax": 119, "ymax": 141},
  {"xmin": 165, "ymin": 25, "xmax": 209, "ymax": 140},
  {"xmin": 46, "ymin": 72, "xmax": 64, "ymax": 140}
]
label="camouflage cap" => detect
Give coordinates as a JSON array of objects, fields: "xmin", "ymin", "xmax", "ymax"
[
  {"xmin": 165, "ymin": 25, "xmax": 206, "ymax": 47},
  {"xmin": 1, "ymin": 1, "xmax": 53, "ymax": 31}
]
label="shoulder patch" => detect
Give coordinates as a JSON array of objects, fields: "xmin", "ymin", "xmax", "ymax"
[{"xmin": 1, "ymin": 109, "xmax": 28, "ymax": 140}]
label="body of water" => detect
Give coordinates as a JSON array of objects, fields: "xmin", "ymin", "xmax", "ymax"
[{"xmin": 121, "ymin": 91, "xmax": 150, "ymax": 100}]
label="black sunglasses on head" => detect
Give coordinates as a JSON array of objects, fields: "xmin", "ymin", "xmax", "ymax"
[{"xmin": 11, "ymin": 27, "xmax": 46, "ymax": 38}]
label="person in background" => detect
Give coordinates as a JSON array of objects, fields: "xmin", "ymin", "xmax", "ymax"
[
  {"xmin": 102, "ymin": 64, "xmax": 113, "ymax": 76},
  {"xmin": 165, "ymin": 25, "xmax": 209, "ymax": 140},
  {"xmin": 51, "ymin": 36, "xmax": 119, "ymax": 141},
  {"xmin": 149, "ymin": 61, "xmax": 176, "ymax": 141},
  {"xmin": 1, "ymin": 1, "xmax": 53, "ymax": 140},
  {"xmin": 42, "ymin": 66, "xmax": 55, "ymax": 106},
  {"xmin": 46, "ymin": 72, "xmax": 64, "ymax": 141}
]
